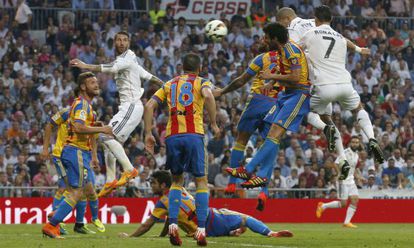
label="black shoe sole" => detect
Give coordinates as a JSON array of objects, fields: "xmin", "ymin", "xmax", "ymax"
[
  {"xmin": 369, "ymin": 141, "xmax": 385, "ymax": 164},
  {"xmin": 339, "ymin": 161, "xmax": 350, "ymax": 180}
]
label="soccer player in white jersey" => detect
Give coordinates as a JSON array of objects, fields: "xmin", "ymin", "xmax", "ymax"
[
  {"xmin": 316, "ymin": 136, "xmax": 364, "ymax": 228},
  {"xmin": 275, "ymin": 7, "xmax": 371, "ymax": 154},
  {"xmin": 70, "ymin": 31, "xmax": 163, "ymax": 197},
  {"xmin": 296, "ymin": 6, "xmax": 384, "ymax": 179}
]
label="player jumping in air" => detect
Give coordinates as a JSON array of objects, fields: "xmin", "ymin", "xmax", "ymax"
[
  {"xmin": 316, "ymin": 136, "xmax": 365, "ymax": 228},
  {"xmin": 144, "ymin": 53, "xmax": 220, "ymax": 246},
  {"xmin": 42, "ymin": 72, "xmax": 113, "ymax": 239},
  {"xmin": 226, "ymin": 23, "xmax": 311, "ymax": 198},
  {"xmin": 70, "ymin": 31, "xmax": 163, "ymax": 197},
  {"xmin": 213, "ymin": 39, "xmax": 282, "ymax": 211},
  {"xmin": 118, "ymin": 171, "xmax": 293, "ymax": 239}
]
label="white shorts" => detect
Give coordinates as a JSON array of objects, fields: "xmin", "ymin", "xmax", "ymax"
[
  {"xmin": 109, "ymin": 102, "xmax": 143, "ymax": 143},
  {"xmin": 338, "ymin": 182, "xmax": 359, "ymax": 200},
  {"xmin": 310, "ymin": 83, "xmax": 360, "ymax": 115}
]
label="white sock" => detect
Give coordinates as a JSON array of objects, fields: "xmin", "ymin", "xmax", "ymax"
[
  {"xmin": 344, "ymin": 204, "xmax": 357, "ymax": 224},
  {"xmin": 357, "ymin": 109, "xmax": 375, "ymax": 139},
  {"xmin": 307, "ymin": 112, "xmax": 326, "ymax": 130},
  {"xmin": 103, "ymin": 138, "xmax": 134, "ymax": 172},
  {"xmin": 334, "ymin": 127, "xmax": 346, "ymax": 159},
  {"xmin": 322, "ymin": 201, "xmax": 341, "ymax": 210},
  {"xmin": 104, "ymin": 147, "xmax": 116, "ymax": 183}
]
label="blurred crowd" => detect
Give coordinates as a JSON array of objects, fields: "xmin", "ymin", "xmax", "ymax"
[{"xmin": 0, "ymin": 0, "xmax": 414, "ymax": 198}]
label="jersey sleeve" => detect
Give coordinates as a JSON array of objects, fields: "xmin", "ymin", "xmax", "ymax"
[
  {"xmin": 151, "ymin": 199, "xmax": 168, "ymax": 220},
  {"xmin": 200, "ymin": 78, "xmax": 213, "ymax": 90},
  {"xmin": 284, "ymin": 44, "xmax": 302, "ymax": 71},
  {"xmin": 49, "ymin": 108, "xmax": 69, "ymax": 126},
  {"xmin": 101, "ymin": 57, "xmax": 131, "ymax": 73},
  {"xmin": 152, "ymin": 87, "xmax": 166, "ymax": 104},
  {"xmin": 137, "ymin": 63, "xmax": 153, "ymax": 81},
  {"xmin": 246, "ymin": 54, "xmax": 264, "ymax": 76},
  {"xmin": 72, "ymin": 101, "xmax": 89, "ymax": 125}
]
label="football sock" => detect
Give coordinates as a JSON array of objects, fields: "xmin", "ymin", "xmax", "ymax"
[
  {"xmin": 195, "ymin": 189, "xmax": 209, "ymax": 228},
  {"xmin": 255, "ymin": 137, "xmax": 279, "ymax": 178},
  {"xmin": 75, "ymin": 198, "xmax": 87, "ymax": 224},
  {"xmin": 246, "ymin": 137, "xmax": 279, "ymax": 174},
  {"xmin": 357, "ymin": 109, "xmax": 375, "ymax": 139},
  {"xmin": 103, "ymin": 138, "xmax": 134, "ymax": 172},
  {"xmin": 322, "ymin": 201, "xmax": 341, "ymax": 210},
  {"xmin": 229, "ymin": 142, "xmax": 246, "ymax": 184},
  {"xmin": 334, "ymin": 127, "xmax": 346, "ymax": 159},
  {"xmin": 52, "ymin": 191, "xmax": 63, "ymax": 211},
  {"xmin": 50, "ymin": 197, "xmax": 76, "ymax": 226},
  {"xmin": 104, "ymin": 147, "xmax": 117, "ymax": 183},
  {"xmin": 260, "ymin": 154, "xmax": 275, "ymax": 196},
  {"xmin": 344, "ymin": 204, "xmax": 357, "ymax": 224},
  {"xmin": 168, "ymin": 186, "xmax": 182, "ymax": 225},
  {"xmin": 307, "ymin": 112, "xmax": 326, "ymax": 130},
  {"xmin": 88, "ymin": 194, "xmax": 99, "ymax": 221},
  {"xmin": 246, "ymin": 216, "xmax": 271, "ymax": 236}
]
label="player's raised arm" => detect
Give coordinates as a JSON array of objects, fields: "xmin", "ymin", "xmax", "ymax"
[
  {"xmin": 346, "ymin": 39, "xmax": 370, "ymax": 55},
  {"xmin": 217, "ymin": 72, "xmax": 253, "ymax": 96},
  {"xmin": 144, "ymin": 87, "xmax": 165, "ymax": 154},
  {"xmin": 40, "ymin": 122, "xmax": 53, "ymax": 161}
]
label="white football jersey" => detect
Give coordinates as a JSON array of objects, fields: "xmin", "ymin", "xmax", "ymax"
[
  {"xmin": 300, "ymin": 24, "xmax": 351, "ymax": 85},
  {"xmin": 288, "ymin": 17, "xmax": 315, "ymax": 43},
  {"xmin": 101, "ymin": 49, "xmax": 153, "ymax": 104},
  {"xmin": 335, "ymin": 148, "xmax": 359, "ymax": 185}
]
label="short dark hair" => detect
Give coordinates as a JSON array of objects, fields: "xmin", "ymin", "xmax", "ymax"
[
  {"xmin": 77, "ymin": 72, "xmax": 96, "ymax": 87},
  {"xmin": 315, "ymin": 5, "xmax": 332, "ymax": 22},
  {"xmin": 152, "ymin": 170, "xmax": 172, "ymax": 188},
  {"xmin": 115, "ymin": 31, "xmax": 130, "ymax": 40},
  {"xmin": 182, "ymin": 53, "xmax": 201, "ymax": 72},
  {"xmin": 263, "ymin": 23, "xmax": 289, "ymax": 45}
]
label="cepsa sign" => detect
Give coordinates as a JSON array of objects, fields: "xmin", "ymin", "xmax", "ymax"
[{"xmin": 161, "ymin": 0, "xmax": 251, "ymax": 20}]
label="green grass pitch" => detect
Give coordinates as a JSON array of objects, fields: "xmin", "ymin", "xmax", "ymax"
[{"xmin": 1, "ymin": 223, "xmax": 413, "ymax": 248}]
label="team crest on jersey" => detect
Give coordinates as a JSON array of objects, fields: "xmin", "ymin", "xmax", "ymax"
[
  {"xmin": 52, "ymin": 114, "xmax": 60, "ymax": 121},
  {"xmin": 79, "ymin": 110, "xmax": 87, "ymax": 120}
]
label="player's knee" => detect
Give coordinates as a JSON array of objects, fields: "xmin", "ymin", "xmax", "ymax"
[
  {"xmin": 57, "ymin": 187, "xmax": 66, "ymax": 194},
  {"xmin": 236, "ymin": 132, "xmax": 250, "ymax": 145},
  {"xmin": 172, "ymin": 174, "xmax": 184, "ymax": 185},
  {"xmin": 268, "ymin": 124, "xmax": 284, "ymax": 139},
  {"xmin": 320, "ymin": 115, "xmax": 333, "ymax": 125},
  {"xmin": 350, "ymin": 197, "xmax": 359, "ymax": 206},
  {"xmin": 195, "ymin": 176, "xmax": 208, "ymax": 190},
  {"xmin": 340, "ymin": 200, "xmax": 347, "ymax": 208},
  {"xmin": 351, "ymin": 103, "xmax": 362, "ymax": 114}
]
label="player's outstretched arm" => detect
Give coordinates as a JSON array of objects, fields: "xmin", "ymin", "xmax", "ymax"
[
  {"xmin": 202, "ymin": 87, "xmax": 220, "ymax": 135},
  {"xmin": 219, "ymin": 72, "xmax": 253, "ymax": 95},
  {"xmin": 40, "ymin": 122, "xmax": 54, "ymax": 161},
  {"xmin": 72, "ymin": 122, "xmax": 113, "ymax": 136},
  {"xmin": 259, "ymin": 68, "xmax": 301, "ymax": 88},
  {"xmin": 143, "ymin": 98, "xmax": 158, "ymax": 155},
  {"xmin": 346, "ymin": 39, "xmax": 370, "ymax": 55},
  {"xmin": 70, "ymin": 59, "xmax": 102, "ymax": 72},
  {"xmin": 119, "ymin": 217, "xmax": 156, "ymax": 238}
]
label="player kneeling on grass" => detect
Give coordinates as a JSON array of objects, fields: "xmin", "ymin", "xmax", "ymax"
[
  {"xmin": 316, "ymin": 136, "xmax": 364, "ymax": 228},
  {"xmin": 118, "ymin": 171, "xmax": 293, "ymax": 239}
]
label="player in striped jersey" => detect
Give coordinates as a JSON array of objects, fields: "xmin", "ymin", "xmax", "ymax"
[
  {"xmin": 213, "ymin": 47, "xmax": 282, "ymax": 211},
  {"xmin": 144, "ymin": 53, "xmax": 219, "ymax": 246},
  {"xmin": 118, "ymin": 171, "xmax": 292, "ymax": 239},
  {"xmin": 42, "ymin": 72, "xmax": 113, "ymax": 239}
]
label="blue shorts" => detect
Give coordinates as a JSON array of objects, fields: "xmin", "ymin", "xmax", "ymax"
[
  {"xmin": 264, "ymin": 89, "xmax": 310, "ymax": 132},
  {"xmin": 60, "ymin": 145, "xmax": 94, "ymax": 188},
  {"xmin": 165, "ymin": 134, "xmax": 206, "ymax": 177},
  {"xmin": 52, "ymin": 156, "xmax": 67, "ymax": 188},
  {"xmin": 206, "ymin": 208, "xmax": 244, "ymax": 237},
  {"xmin": 237, "ymin": 94, "xmax": 277, "ymax": 134}
]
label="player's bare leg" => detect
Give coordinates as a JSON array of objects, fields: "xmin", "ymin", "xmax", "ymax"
[
  {"xmin": 343, "ymin": 196, "xmax": 358, "ymax": 228},
  {"xmin": 351, "ymin": 104, "xmax": 384, "ymax": 163},
  {"xmin": 226, "ymin": 131, "xmax": 250, "ymax": 195}
]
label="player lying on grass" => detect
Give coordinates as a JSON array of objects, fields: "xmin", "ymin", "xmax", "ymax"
[{"xmin": 118, "ymin": 171, "xmax": 293, "ymax": 239}]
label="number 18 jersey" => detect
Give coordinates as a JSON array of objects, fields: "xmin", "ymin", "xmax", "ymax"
[
  {"xmin": 300, "ymin": 24, "xmax": 351, "ymax": 86},
  {"xmin": 152, "ymin": 73, "xmax": 213, "ymax": 138}
]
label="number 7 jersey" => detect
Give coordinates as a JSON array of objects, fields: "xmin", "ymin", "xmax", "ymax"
[
  {"xmin": 152, "ymin": 73, "xmax": 213, "ymax": 138},
  {"xmin": 300, "ymin": 24, "xmax": 351, "ymax": 86}
]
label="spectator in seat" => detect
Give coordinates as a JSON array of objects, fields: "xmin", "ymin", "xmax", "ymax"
[{"xmin": 382, "ymin": 158, "xmax": 403, "ymax": 188}]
